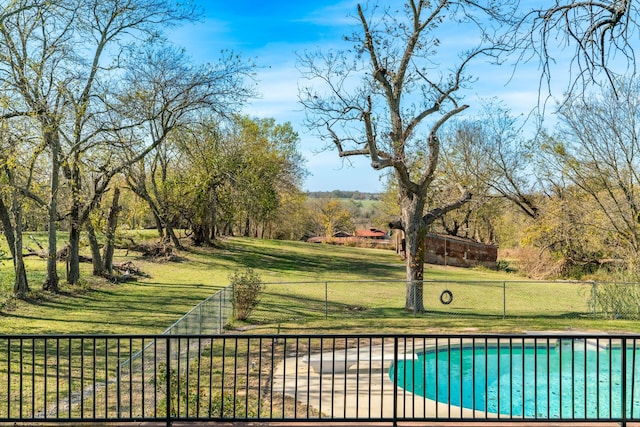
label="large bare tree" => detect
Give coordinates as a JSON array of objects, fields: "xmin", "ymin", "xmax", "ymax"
[
  {"xmin": 514, "ymin": 0, "xmax": 637, "ymax": 97},
  {"xmin": 60, "ymin": 0, "xmax": 198, "ymax": 285},
  {"xmin": 0, "ymin": 0, "xmax": 206, "ymax": 289},
  {"xmin": 299, "ymin": 1, "xmax": 513, "ymax": 312}
]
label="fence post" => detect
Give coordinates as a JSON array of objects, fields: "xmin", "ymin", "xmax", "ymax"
[
  {"xmin": 218, "ymin": 293, "xmax": 223, "ymax": 334},
  {"xmin": 166, "ymin": 337, "xmax": 172, "ymax": 427},
  {"xmin": 622, "ymin": 336, "xmax": 628, "ymax": 427},
  {"xmin": 393, "ymin": 336, "xmax": 399, "ymax": 426},
  {"xmin": 325, "ymin": 282, "xmax": 328, "ymax": 319},
  {"xmin": 116, "ymin": 349, "xmax": 121, "ymax": 418},
  {"xmin": 592, "ymin": 281, "xmax": 597, "ymax": 319},
  {"xmin": 503, "ymin": 281, "xmax": 506, "ymax": 320},
  {"xmin": 413, "ymin": 280, "xmax": 417, "ymax": 316}
]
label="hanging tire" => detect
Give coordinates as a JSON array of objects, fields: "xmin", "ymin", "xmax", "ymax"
[{"xmin": 440, "ymin": 289, "xmax": 453, "ymax": 305}]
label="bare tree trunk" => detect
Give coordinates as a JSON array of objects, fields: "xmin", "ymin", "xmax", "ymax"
[
  {"xmin": 11, "ymin": 197, "xmax": 28, "ymax": 298},
  {"xmin": 0, "ymin": 196, "xmax": 28, "ymax": 298},
  {"xmin": 85, "ymin": 220, "xmax": 105, "ymax": 277},
  {"xmin": 67, "ymin": 200, "xmax": 81, "ymax": 283},
  {"xmin": 209, "ymin": 192, "xmax": 217, "ymax": 241},
  {"xmin": 103, "ymin": 188, "xmax": 121, "ymax": 276},
  {"xmin": 66, "ymin": 158, "xmax": 82, "ymax": 284},
  {"xmin": 0, "ymin": 197, "xmax": 15, "ymax": 258},
  {"xmin": 153, "ymin": 212, "xmax": 164, "ymax": 240},
  {"xmin": 191, "ymin": 224, "xmax": 209, "ymax": 246},
  {"xmin": 43, "ymin": 124, "xmax": 60, "ymax": 293},
  {"xmin": 165, "ymin": 222, "xmax": 183, "ymax": 249},
  {"xmin": 243, "ymin": 216, "xmax": 250, "ymax": 237},
  {"xmin": 401, "ymin": 195, "xmax": 427, "ymax": 313}
]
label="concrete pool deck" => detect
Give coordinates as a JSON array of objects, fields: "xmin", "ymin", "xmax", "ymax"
[{"xmin": 272, "ymin": 341, "xmax": 492, "ymax": 421}]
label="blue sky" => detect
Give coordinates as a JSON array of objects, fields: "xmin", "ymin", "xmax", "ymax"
[{"xmin": 168, "ymin": 1, "xmax": 560, "ymax": 193}]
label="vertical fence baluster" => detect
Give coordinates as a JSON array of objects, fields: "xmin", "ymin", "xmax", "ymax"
[
  {"xmin": 622, "ymin": 337, "xmax": 627, "ymax": 427},
  {"xmin": 196, "ymin": 337, "xmax": 201, "ymax": 419},
  {"xmin": 281, "ymin": 337, "xmax": 287, "ymax": 419},
  {"xmin": 270, "ymin": 335, "xmax": 275, "ymax": 418},
  {"xmin": 258, "ymin": 337, "xmax": 264, "ymax": 419},
  {"xmin": 55, "ymin": 338, "xmax": 60, "ymax": 418},
  {"xmin": 610, "ymin": 336, "xmax": 615, "ymax": 420},
  {"xmin": 208, "ymin": 338, "xmax": 214, "ymax": 418},
  {"xmin": 31, "ymin": 338, "xmax": 36, "ymax": 419},
  {"xmin": 221, "ymin": 337, "xmax": 226, "ymax": 418},
  {"xmin": 631, "ymin": 338, "xmax": 637, "ymax": 419},
  {"xmin": 104, "ymin": 338, "xmax": 108, "ymax": 419},
  {"xmin": 19, "ymin": 338, "xmax": 23, "ymax": 419},
  {"xmin": 116, "ymin": 339, "xmax": 121, "ymax": 419},
  {"xmin": 43, "ymin": 338, "xmax": 48, "ymax": 419},
  {"xmin": 318, "ymin": 337, "xmax": 323, "ymax": 419},
  {"xmin": 393, "ymin": 335, "xmax": 398, "ymax": 426},
  {"xmin": 308, "ymin": 337, "xmax": 311, "ymax": 418},
  {"xmin": 67, "ymin": 338, "xmax": 71, "ymax": 419},
  {"xmin": 343, "ymin": 337, "xmax": 348, "ymax": 419},
  {"xmin": 165, "ymin": 337, "xmax": 171, "ymax": 427},
  {"xmin": 141, "ymin": 338, "xmax": 145, "ymax": 419},
  {"xmin": 245, "ymin": 337, "xmax": 250, "ymax": 419},
  {"xmin": 7, "ymin": 337, "xmax": 11, "ymax": 420},
  {"xmin": 129, "ymin": 337, "xmax": 133, "ymax": 419},
  {"xmin": 571, "ymin": 339, "xmax": 575, "ymax": 419}
]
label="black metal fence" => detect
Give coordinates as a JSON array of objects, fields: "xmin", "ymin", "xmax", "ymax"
[{"xmin": 1, "ymin": 333, "xmax": 639, "ymax": 425}]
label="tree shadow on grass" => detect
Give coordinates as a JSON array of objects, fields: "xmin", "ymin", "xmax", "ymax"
[
  {"xmin": 214, "ymin": 239, "xmax": 403, "ymax": 279},
  {"xmin": 249, "ymin": 289, "xmax": 596, "ymax": 329}
]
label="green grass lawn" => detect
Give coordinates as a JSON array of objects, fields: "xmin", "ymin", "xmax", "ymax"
[{"xmin": 1, "ymin": 235, "xmax": 639, "ymax": 335}]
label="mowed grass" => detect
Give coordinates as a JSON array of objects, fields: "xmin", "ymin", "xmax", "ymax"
[
  {"xmin": 1, "ymin": 234, "xmax": 639, "ymax": 335},
  {"xmin": 0, "ymin": 235, "xmax": 409, "ymax": 334}
]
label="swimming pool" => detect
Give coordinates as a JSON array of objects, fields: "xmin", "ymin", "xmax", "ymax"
[{"xmin": 391, "ymin": 338, "xmax": 640, "ymax": 419}]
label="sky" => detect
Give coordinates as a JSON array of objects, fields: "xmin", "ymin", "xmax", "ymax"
[{"xmin": 167, "ymin": 1, "xmax": 562, "ymax": 193}]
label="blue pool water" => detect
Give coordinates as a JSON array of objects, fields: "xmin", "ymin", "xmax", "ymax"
[{"xmin": 391, "ymin": 340, "xmax": 640, "ymax": 418}]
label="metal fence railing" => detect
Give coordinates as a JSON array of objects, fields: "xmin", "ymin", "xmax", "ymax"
[
  {"xmin": 1, "ymin": 333, "xmax": 639, "ymax": 425},
  {"xmin": 116, "ymin": 279, "xmax": 640, "ymax": 423}
]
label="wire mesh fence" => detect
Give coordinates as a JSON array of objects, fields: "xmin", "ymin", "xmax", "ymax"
[
  {"xmin": 163, "ymin": 285, "xmax": 234, "ymax": 336},
  {"xmin": 256, "ymin": 280, "xmax": 640, "ymax": 320},
  {"xmin": 116, "ymin": 284, "xmax": 234, "ymax": 419}
]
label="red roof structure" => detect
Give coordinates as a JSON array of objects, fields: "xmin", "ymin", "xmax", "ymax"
[{"xmin": 355, "ymin": 228, "xmax": 388, "ymax": 239}]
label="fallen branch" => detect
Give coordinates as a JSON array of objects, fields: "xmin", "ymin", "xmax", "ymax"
[{"xmin": 116, "ymin": 238, "xmax": 177, "ymax": 261}]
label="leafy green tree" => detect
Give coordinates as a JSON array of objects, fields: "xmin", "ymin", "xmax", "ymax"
[
  {"xmin": 0, "ymin": 0, "xmax": 198, "ymax": 290},
  {"xmin": 123, "ymin": 46, "xmax": 256, "ymax": 249},
  {"xmin": 520, "ymin": 187, "xmax": 609, "ymax": 278},
  {"xmin": 309, "ymin": 199, "xmax": 355, "ymax": 239}
]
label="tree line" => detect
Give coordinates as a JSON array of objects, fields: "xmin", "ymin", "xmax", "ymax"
[
  {"xmin": 3, "ymin": 0, "xmax": 640, "ymax": 315},
  {"xmin": 413, "ymin": 83, "xmax": 640, "ymax": 280},
  {"xmin": 0, "ymin": 0, "xmax": 307, "ymax": 298}
]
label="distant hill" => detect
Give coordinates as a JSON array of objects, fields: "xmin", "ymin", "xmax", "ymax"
[{"xmin": 306, "ymin": 190, "xmax": 382, "ymax": 200}]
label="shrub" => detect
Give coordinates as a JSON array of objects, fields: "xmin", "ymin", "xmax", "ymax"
[
  {"xmin": 590, "ymin": 282, "xmax": 640, "ymax": 320},
  {"xmin": 229, "ymin": 268, "xmax": 264, "ymax": 321}
]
